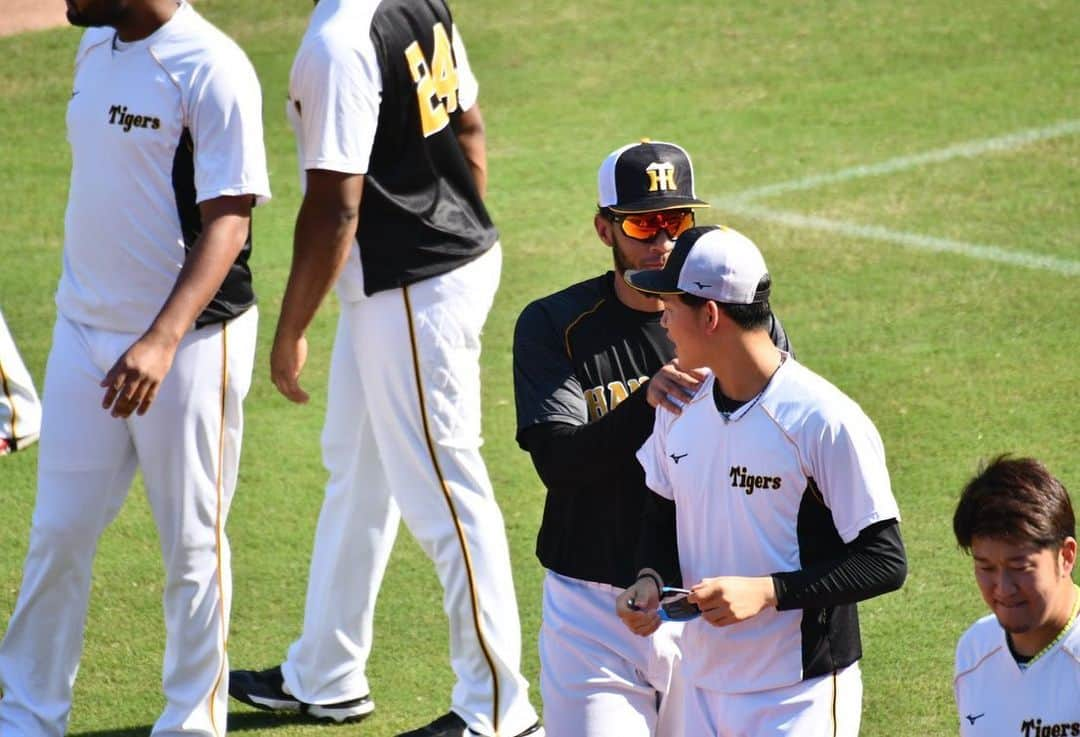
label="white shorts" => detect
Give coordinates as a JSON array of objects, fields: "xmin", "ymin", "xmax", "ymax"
[
  {"xmin": 539, "ymin": 571, "xmax": 686, "ymax": 737},
  {"xmin": 686, "ymin": 661, "xmax": 862, "ymax": 737}
]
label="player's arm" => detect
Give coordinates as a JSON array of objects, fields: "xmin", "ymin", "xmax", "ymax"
[
  {"xmin": 449, "ymin": 23, "xmax": 486, "ymax": 198},
  {"xmin": 270, "ymin": 171, "xmax": 364, "ymax": 403},
  {"xmin": 453, "ymin": 103, "xmax": 487, "ymax": 199},
  {"xmin": 101, "ymin": 195, "xmax": 254, "ymax": 418},
  {"xmin": 519, "ymin": 391, "xmax": 655, "ymax": 488},
  {"xmin": 688, "ymin": 520, "xmax": 906, "ymax": 627},
  {"xmin": 771, "ymin": 518, "xmax": 907, "ymax": 609}
]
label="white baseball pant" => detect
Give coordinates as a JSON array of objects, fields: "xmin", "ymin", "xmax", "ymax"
[
  {"xmin": 280, "ymin": 244, "xmax": 539, "ymax": 736},
  {"xmin": 685, "ymin": 660, "xmax": 862, "ymax": 737},
  {"xmin": 0, "ymin": 307, "xmax": 256, "ymax": 737},
  {"xmin": 539, "ymin": 572, "xmax": 686, "ymax": 737},
  {"xmin": 0, "ymin": 308, "xmax": 42, "ymax": 450}
]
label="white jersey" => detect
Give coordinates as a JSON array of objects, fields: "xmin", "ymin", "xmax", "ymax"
[
  {"xmin": 57, "ymin": 1, "xmax": 270, "ymax": 333},
  {"xmin": 955, "ymin": 612, "xmax": 1080, "ymax": 736},
  {"xmin": 637, "ymin": 355, "xmax": 900, "ymax": 693},
  {"xmin": 286, "ymin": 0, "xmax": 480, "ymax": 301}
]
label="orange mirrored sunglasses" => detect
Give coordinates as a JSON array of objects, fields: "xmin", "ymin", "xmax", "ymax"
[{"xmin": 611, "ymin": 210, "xmax": 695, "ymax": 241}]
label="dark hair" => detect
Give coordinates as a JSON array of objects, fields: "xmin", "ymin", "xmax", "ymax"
[
  {"xmin": 953, "ymin": 455, "xmax": 1075, "ymax": 551},
  {"xmin": 676, "ymin": 283, "xmax": 774, "ymax": 332}
]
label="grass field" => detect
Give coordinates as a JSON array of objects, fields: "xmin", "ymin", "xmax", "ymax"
[{"xmin": 1, "ymin": 1, "xmax": 1077, "ymax": 735}]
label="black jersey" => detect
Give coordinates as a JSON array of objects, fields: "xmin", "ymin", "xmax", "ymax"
[
  {"xmin": 513, "ymin": 272, "xmax": 792, "ymax": 588},
  {"xmin": 290, "ymin": 0, "xmax": 497, "ymax": 296},
  {"xmin": 360, "ymin": 0, "xmax": 496, "ymax": 293}
]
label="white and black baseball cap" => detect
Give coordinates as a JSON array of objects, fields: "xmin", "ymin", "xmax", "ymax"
[
  {"xmin": 598, "ymin": 139, "xmax": 709, "ymax": 213},
  {"xmin": 624, "ymin": 225, "xmax": 772, "ymax": 304}
]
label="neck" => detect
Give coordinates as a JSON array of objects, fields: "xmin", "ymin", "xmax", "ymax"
[
  {"xmin": 707, "ymin": 329, "xmax": 781, "ymax": 402},
  {"xmin": 1011, "ymin": 582, "xmax": 1080, "ymax": 657},
  {"xmin": 612, "ymin": 269, "xmax": 663, "ymax": 313},
  {"xmin": 115, "ymin": 0, "xmax": 178, "ymax": 42}
]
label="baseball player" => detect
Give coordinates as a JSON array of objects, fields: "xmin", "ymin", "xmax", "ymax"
[
  {"xmin": 227, "ymin": 2, "xmax": 541, "ymax": 736},
  {"xmin": 0, "ymin": 1, "xmax": 269, "ymax": 735},
  {"xmin": 0, "ymin": 308, "xmax": 42, "ymax": 456},
  {"xmin": 616, "ymin": 225, "xmax": 908, "ymax": 736},
  {"xmin": 512, "ymin": 140, "xmax": 792, "ymax": 736},
  {"xmin": 953, "ymin": 455, "xmax": 1079, "ymax": 735}
]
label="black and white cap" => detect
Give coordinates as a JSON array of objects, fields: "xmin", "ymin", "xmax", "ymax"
[
  {"xmin": 625, "ymin": 225, "xmax": 772, "ymax": 304},
  {"xmin": 598, "ymin": 139, "xmax": 709, "ymax": 213}
]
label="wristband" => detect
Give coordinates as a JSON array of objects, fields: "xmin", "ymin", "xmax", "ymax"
[{"xmin": 636, "ymin": 571, "xmax": 663, "ymax": 596}]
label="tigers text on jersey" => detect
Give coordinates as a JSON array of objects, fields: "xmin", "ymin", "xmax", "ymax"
[
  {"xmin": 58, "ymin": 1, "xmax": 270, "ymax": 333},
  {"xmin": 955, "ymin": 613, "xmax": 1080, "ymax": 737},
  {"xmin": 637, "ymin": 356, "xmax": 900, "ymax": 693},
  {"xmin": 288, "ymin": 0, "xmax": 496, "ymax": 298}
]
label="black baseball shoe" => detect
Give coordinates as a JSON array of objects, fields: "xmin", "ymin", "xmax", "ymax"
[
  {"xmin": 395, "ymin": 711, "xmax": 545, "ymax": 737},
  {"xmin": 228, "ymin": 665, "xmax": 374, "ymax": 723}
]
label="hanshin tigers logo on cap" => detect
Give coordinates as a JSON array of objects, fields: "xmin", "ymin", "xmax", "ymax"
[
  {"xmin": 597, "ymin": 139, "xmax": 710, "ymax": 214},
  {"xmin": 645, "ymin": 161, "xmax": 678, "ymax": 193}
]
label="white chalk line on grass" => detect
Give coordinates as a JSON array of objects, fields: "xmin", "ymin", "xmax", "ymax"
[
  {"xmin": 727, "ymin": 119, "xmax": 1080, "ymax": 201},
  {"xmin": 713, "ymin": 120, "xmax": 1080, "ymax": 276},
  {"xmin": 713, "ymin": 202, "xmax": 1080, "ymax": 276}
]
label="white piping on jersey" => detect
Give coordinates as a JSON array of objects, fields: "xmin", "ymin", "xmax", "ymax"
[{"xmin": 147, "ymin": 46, "xmax": 188, "ymax": 126}]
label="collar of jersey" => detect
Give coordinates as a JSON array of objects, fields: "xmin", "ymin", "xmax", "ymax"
[{"xmin": 703, "ymin": 353, "xmax": 789, "ymax": 424}]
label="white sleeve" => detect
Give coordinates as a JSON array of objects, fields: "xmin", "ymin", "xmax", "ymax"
[
  {"xmin": 636, "ymin": 410, "xmax": 675, "ymax": 500},
  {"xmin": 808, "ymin": 406, "xmax": 900, "ymax": 543},
  {"xmin": 451, "ymin": 23, "xmax": 479, "ymax": 111},
  {"xmin": 189, "ymin": 50, "xmax": 271, "ymax": 205},
  {"xmin": 289, "ymin": 35, "xmax": 381, "ymax": 174}
]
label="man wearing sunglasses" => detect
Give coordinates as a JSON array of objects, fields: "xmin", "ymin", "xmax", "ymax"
[{"xmin": 512, "ymin": 140, "xmax": 791, "ymax": 736}]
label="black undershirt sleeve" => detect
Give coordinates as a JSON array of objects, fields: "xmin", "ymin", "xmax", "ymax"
[
  {"xmin": 772, "ymin": 519, "xmax": 907, "ymax": 610},
  {"xmin": 518, "ymin": 387, "xmax": 655, "ymax": 489},
  {"xmin": 635, "ymin": 487, "xmax": 681, "ymax": 587}
]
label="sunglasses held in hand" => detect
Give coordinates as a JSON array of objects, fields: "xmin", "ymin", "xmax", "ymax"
[{"xmin": 627, "ymin": 585, "xmax": 702, "ymax": 622}]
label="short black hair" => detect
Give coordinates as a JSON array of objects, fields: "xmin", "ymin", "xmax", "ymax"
[
  {"xmin": 675, "ymin": 275, "xmax": 774, "ymax": 331},
  {"xmin": 953, "ymin": 455, "xmax": 1075, "ymax": 551}
]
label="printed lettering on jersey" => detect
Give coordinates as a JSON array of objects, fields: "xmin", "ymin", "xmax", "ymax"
[
  {"xmin": 645, "ymin": 161, "xmax": 677, "ymax": 192},
  {"xmin": 729, "ymin": 465, "xmax": 782, "ymax": 495},
  {"xmin": 1020, "ymin": 719, "xmax": 1080, "ymax": 736},
  {"xmin": 584, "ymin": 376, "xmax": 648, "ymax": 421},
  {"xmin": 404, "ymin": 22, "xmax": 459, "ymax": 137},
  {"xmin": 107, "ymin": 104, "xmax": 162, "ymax": 132}
]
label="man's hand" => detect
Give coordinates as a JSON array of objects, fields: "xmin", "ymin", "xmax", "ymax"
[
  {"xmin": 615, "ymin": 571, "xmax": 663, "ymax": 637},
  {"xmin": 100, "ymin": 329, "xmax": 179, "ymax": 418},
  {"xmin": 646, "ymin": 359, "xmax": 706, "ymax": 414},
  {"xmin": 270, "ymin": 330, "xmax": 310, "ymax": 404},
  {"xmin": 688, "ymin": 576, "xmax": 778, "ymax": 628}
]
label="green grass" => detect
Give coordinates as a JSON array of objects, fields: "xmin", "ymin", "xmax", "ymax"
[{"xmin": 1, "ymin": 0, "xmax": 1077, "ymax": 734}]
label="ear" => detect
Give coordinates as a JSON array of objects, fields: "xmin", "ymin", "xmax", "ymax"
[
  {"xmin": 1060, "ymin": 537, "xmax": 1077, "ymax": 575},
  {"xmin": 594, "ymin": 213, "xmax": 616, "ymax": 247},
  {"xmin": 702, "ymin": 300, "xmax": 723, "ymax": 334}
]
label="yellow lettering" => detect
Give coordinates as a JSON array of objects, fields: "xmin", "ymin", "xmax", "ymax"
[
  {"xmin": 404, "ymin": 22, "xmax": 459, "ymax": 138},
  {"xmin": 584, "ymin": 387, "xmax": 609, "ymax": 421},
  {"xmin": 405, "ymin": 40, "xmax": 449, "ymax": 137},
  {"xmin": 430, "ymin": 22, "xmax": 459, "ymax": 115},
  {"xmin": 608, "ymin": 381, "xmax": 629, "ymax": 409}
]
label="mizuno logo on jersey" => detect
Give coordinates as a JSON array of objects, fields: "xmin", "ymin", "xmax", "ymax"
[
  {"xmin": 584, "ymin": 377, "xmax": 648, "ymax": 421},
  {"xmin": 1020, "ymin": 719, "xmax": 1080, "ymax": 736},
  {"xmin": 645, "ymin": 161, "xmax": 677, "ymax": 192},
  {"xmin": 108, "ymin": 104, "xmax": 161, "ymax": 132},
  {"xmin": 669, "ymin": 452, "xmax": 688, "ymax": 464},
  {"xmin": 729, "ymin": 465, "xmax": 781, "ymax": 494}
]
